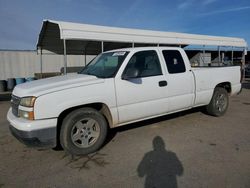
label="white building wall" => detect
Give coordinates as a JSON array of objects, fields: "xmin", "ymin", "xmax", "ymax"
[{"xmin": 0, "ymin": 50, "xmax": 95, "ymax": 80}]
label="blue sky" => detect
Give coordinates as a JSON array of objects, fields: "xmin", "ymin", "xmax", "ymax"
[{"xmin": 0, "ymin": 0, "xmax": 249, "ymax": 50}]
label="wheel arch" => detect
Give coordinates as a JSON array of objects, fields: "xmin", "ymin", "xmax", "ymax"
[
  {"xmin": 56, "ymin": 103, "xmax": 113, "ymax": 146},
  {"xmin": 215, "ymin": 82, "xmax": 231, "ymax": 94}
]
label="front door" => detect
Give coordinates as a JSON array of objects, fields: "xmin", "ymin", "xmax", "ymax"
[{"xmin": 115, "ymin": 50, "xmax": 169, "ymax": 124}]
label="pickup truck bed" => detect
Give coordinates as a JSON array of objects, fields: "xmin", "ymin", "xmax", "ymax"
[{"xmin": 192, "ymin": 66, "xmax": 241, "ymax": 106}]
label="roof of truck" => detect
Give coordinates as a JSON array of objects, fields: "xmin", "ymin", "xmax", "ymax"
[{"xmin": 37, "ymin": 20, "xmax": 247, "ymax": 55}]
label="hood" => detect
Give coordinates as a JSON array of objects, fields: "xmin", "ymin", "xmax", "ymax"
[{"xmin": 13, "ymin": 73, "xmax": 104, "ymax": 97}]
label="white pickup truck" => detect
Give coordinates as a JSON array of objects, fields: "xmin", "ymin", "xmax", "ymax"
[{"xmin": 7, "ymin": 47, "xmax": 241, "ymax": 155}]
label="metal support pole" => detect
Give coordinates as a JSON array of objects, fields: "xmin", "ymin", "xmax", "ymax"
[
  {"xmin": 218, "ymin": 46, "xmax": 221, "ymax": 66},
  {"xmin": 84, "ymin": 48, "xmax": 87, "ymax": 66},
  {"xmin": 63, "ymin": 39, "xmax": 67, "ymax": 75},
  {"xmin": 242, "ymin": 48, "xmax": 246, "ymax": 80},
  {"xmin": 231, "ymin": 46, "xmax": 234, "ymax": 64},
  {"xmin": 84, "ymin": 42, "xmax": 88, "ymax": 66},
  {"xmin": 40, "ymin": 47, "xmax": 43, "ymax": 75},
  {"xmin": 101, "ymin": 41, "xmax": 104, "ymax": 52},
  {"xmin": 157, "ymin": 44, "xmax": 160, "ymax": 47},
  {"xmin": 132, "ymin": 42, "xmax": 134, "ymax": 48},
  {"xmin": 202, "ymin": 45, "xmax": 205, "ymax": 64}
]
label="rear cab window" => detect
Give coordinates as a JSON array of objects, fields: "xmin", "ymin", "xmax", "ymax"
[{"xmin": 162, "ymin": 50, "xmax": 186, "ymax": 74}]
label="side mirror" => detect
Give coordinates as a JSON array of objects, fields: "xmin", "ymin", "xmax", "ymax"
[{"xmin": 122, "ymin": 68, "xmax": 139, "ymax": 80}]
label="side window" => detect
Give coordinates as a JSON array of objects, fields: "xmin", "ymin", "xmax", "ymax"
[
  {"xmin": 123, "ymin": 50, "xmax": 162, "ymax": 78},
  {"xmin": 162, "ymin": 50, "xmax": 186, "ymax": 74}
]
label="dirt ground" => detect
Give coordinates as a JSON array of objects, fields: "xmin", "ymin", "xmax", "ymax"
[{"xmin": 0, "ymin": 83, "xmax": 250, "ymax": 188}]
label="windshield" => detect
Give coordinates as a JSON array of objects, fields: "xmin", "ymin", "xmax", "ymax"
[{"xmin": 79, "ymin": 51, "xmax": 129, "ymax": 78}]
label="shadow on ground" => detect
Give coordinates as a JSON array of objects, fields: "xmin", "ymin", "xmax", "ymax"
[
  {"xmin": 0, "ymin": 93, "xmax": 11, "ymax": 101},
  {"xmin": 242, "ymin": 82, "xmax": 250, "ymax": 89},
  {"xmin": 106, "ymin": 107, "xmax": 203, "ymax": 144},
  {"xmin": 56, "ymin": 107, "xmax": 204, "ymax": 154},
  {"xmin": 242, "ymin": 78, "xmax": 250, "ymax": 89},
  {"xmin": 137, "ymin": 136, "xmax": 183, "ymax": 188}
]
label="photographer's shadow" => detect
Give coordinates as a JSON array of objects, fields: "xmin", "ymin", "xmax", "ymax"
[{"xmin": 137, "ymin": 136, "xmax": 184, "ymax": 188}]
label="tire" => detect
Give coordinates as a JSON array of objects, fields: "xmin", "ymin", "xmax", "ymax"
[
  {"xmin": 60, "ymin": 108, "xmax": 108, "ymax": 155},
  {"xmin": 206, "ymin": 87, "xmax": 229, "ymax": 117}
]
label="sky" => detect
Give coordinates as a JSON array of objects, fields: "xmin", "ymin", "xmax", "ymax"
[{"xmin": 0, "ymin": 0, "xmax": 249, "ymax": 50}]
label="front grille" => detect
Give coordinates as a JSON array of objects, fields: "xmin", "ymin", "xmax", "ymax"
[{"xmin": 11, "ymin": 95, "xmax": 21, "ymax": 117}]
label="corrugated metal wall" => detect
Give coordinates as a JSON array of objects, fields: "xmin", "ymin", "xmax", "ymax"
[{"xmin": 0, "ymin": 50, "xmax": 95, "ymax": 80}]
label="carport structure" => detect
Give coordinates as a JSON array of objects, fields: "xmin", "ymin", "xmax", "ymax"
[{"xmin": 37, "ymin": 20, "xmax": 248, "ymax": 74}]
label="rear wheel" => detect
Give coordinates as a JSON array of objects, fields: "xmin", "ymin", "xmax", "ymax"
[
  {"xmin": 60, "ymin": 108, "xmax": 108, "ymax": 155},
  {"xmin": 205, "ymin": 87, "xmax": 229, "ymax": 117}
]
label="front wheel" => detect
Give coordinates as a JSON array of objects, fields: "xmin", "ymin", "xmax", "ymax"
[
  {"xmin": 60, "ymin": 108, "xmax": 108, "ymax": 155},
  {"xmin": 205, "ymin": 87, "xmax": 229, "ymax": 117}
]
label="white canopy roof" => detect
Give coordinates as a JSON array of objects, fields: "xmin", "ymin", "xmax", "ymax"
[{"xmin": 37, "ymin": 20, "xmax": 247, "ymax": 55}]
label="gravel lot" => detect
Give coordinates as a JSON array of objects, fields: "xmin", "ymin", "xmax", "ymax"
[{"xmin": 0, "ymin": 83, "xmax": 250, "ymax": 188}]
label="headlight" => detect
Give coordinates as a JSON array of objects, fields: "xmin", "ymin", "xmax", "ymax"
[
  {"xmin": 19, "ymin": 110, "xmax": 34, "ymax": 120},
  {"xmin": 19, "ymin": 96, "xmax": 36, "ymax": 120},
  {"xmin": 20, "ymin": 96, "xmax": 36, "ymax": 107}
]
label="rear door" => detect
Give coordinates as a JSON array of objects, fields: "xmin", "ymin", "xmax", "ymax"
[
  {"xmin": 115, "ymin": 50, "xmax": 169, "ymax": 124},
  {"xmin": 160, "ymin": 49, "xmax": 195, "ymax": 112}
]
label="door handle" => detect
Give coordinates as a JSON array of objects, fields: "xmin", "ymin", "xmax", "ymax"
[{"xmin": 159, "ymin": 80, "xmax": 167, "ymax": 87}]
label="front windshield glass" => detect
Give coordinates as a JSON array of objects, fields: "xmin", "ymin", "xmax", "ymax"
[{"xmin": 79, "ymin": 51, "xmax": 129, "ymax": 78}]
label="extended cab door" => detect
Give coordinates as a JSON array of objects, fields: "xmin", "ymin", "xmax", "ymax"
[
  {"xmin": 160, "ymin": 49, "xmax": 195, "ymax": 112},
  {"xmin": 115, "ymin": 50, "xmax": 169, "ymax": 124}
]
